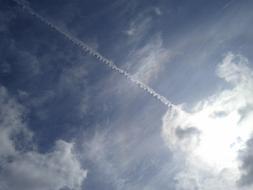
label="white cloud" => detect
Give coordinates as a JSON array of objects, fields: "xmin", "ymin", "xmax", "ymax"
[
  {"xmin": 154, "ymin": 7, "xmax": 162, "ymax": 16},
  {"xmin": 79, "ymin": 85, "xmax": 192, "ymax": 190},
  {"xmin": 0, "ymin": 86, "xmax": 29, "ymax": 157},
  {"xmin": 162, "ymin": 53, "xmax": 253, "ymax": 190},
  {"xmin": 0, "ymin": 85, "xmax": 87, "ymax": 190},
  {"xmin": 127, "ymin": 36, "xmax": 171, "ymax": 84},
  {"xmin": 125, "ymin": 16, "xmax": 151, "ymax": 37},
  {"xmin": 217, "ymin": 52, "xmax": 253, "ymax": 86},
  {"xmin": 60, "ymin": 64, "xmax": 88, "ymax": 88},
  {"xmin": 124, "ymin": 6, "xmax": 162, "ymax": 39},
  {"xmin": 2, "ymin": 140, "xmax": 87, "ymax": 190},
  {"xmin": 58, "ymin": 63, "xmax": 89, "ymax": 117},
  {"xmin": 123, "ymin": 9, "xmax": 155, "ymax": 44}
]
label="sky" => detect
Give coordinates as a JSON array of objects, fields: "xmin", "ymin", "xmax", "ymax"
[{"xmin": 0, "ymin": 0, "xmax": 253, "ymax": 190}]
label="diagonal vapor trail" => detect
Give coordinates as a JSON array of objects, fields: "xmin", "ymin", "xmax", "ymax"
[{"xmin": 13, "ymin": 0, "xmax": 177, "ymax": 110}]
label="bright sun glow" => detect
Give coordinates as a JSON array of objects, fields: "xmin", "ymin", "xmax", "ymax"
[
  {"xmin": 190, "ymin": 110, "xmax": 244, "ymax": 170},
  {"xmin": 163, "ymin": 53, "xmax": 253, "ymax": 173}
]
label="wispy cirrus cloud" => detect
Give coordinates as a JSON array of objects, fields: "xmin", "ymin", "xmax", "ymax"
[
  {"xmin": 13, "ymin": 0, "xmax": 173, "ymax": 108},
  {"xmin": 127, "ymin": 36, "xmax": 171, "ymax": 84}
]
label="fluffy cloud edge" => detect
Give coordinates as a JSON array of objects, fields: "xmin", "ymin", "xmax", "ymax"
[
  {"xmin": 162, "ymin": 52, "xmax": 253, "ymax": 190},
  {"xmin": 0, "ymin": 85, "xmax": 87, "ymax": 190}
]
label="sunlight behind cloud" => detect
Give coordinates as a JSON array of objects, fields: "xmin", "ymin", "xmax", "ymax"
[{"xmin": 162, "ymin": 52, "xmax": 253, "ymax": 189}]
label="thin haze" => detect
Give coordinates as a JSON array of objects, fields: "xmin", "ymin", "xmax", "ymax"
[{"xmin": 12, "ymin": 0, "xmax": 176, "ymax": 110}]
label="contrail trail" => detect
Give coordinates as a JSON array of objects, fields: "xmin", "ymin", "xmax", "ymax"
[{"xmin": 13, "ymin": 0, "xmax": 176, "ymax": 110}]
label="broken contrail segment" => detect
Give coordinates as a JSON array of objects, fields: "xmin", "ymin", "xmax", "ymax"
[{"xmin": 13, "ymin": 0, "xmax": 176, "ymax": 110}]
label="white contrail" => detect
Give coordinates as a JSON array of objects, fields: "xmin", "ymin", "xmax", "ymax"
[{"xmin": 13, "ymin": 0, "xmax": 177, "ymax": 110}]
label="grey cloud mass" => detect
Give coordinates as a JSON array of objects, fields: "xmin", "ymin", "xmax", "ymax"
[{"xmin": 239, "ymin": 137, "xmax": 253, "ymax": 187}]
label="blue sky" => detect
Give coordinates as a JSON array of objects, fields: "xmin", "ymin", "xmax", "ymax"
[{"xmin": 1, "ymin": 0, "xmax": 253, "ymax": 190}]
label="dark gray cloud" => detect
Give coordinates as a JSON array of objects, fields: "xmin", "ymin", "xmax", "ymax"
[
  {"xmin": 210, "ymin": 111, "xmax": 229, "ymax": 118},
  {"xmin": 238, "ymin": 136, "xmax": 253, "ymax": 187},
  {"xmin": 175, "ymin": 126, "xmax": 201, "ymax": 140}
]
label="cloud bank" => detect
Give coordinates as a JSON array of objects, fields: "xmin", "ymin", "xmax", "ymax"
[
  {"xmin": 0, "ymin": 85, "xmax": 87, "ymax": 190},
  {"xmin": 162, "ymin": 52, "xmax": 253, "ymax": 190}
]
